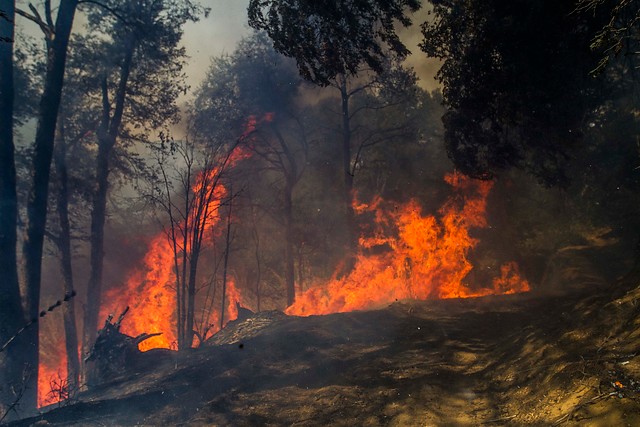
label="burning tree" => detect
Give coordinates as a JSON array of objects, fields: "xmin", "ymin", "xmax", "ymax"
[
  {"xmin": 151, "ymin": 136, "xmax": 248, "ymax": 350},
  {"xmin": 192, "ymin": 33, "xmax": 310, "ymax": 306},
  {"xmin": 97, "ymin": 119, "xmax": 255, "ymax": 354}
]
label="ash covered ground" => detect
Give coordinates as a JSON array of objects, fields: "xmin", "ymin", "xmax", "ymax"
[{"xmin": 10, "ymin": 279, "xmax": 640, "ymax": 427}]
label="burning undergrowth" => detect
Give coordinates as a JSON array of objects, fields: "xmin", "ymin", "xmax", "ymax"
[{"xmin": 287, "ymin": 172, "xmax": 530, "ymax": 315}]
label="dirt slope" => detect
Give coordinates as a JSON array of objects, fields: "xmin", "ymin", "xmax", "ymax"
[{"xmin": 9, "ymin": 281, "xmax": 640, "ymax": 426}]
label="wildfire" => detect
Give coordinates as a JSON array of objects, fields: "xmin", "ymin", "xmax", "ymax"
[
  {"xmin": 99, "ymin": 115, "xmax": 269, "ymax": 351},
  {"xmin": 287, "ymin": 172, "xmax": 530, "ymax": 316},
  {"xmin": 101, "ymin": 234, "xmax": 178, "ymax": 350}
]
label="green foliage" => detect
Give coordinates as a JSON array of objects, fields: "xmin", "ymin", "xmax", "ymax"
[
  {"xmin": 248, "ymin": 0, "xmax": 421, "ymax": 85},
  {"xmin": 576, "ymin": 0, "xmax": 640, "ymax": 75}
]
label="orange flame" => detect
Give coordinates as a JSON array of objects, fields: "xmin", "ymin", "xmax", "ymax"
[
  {"xmin": 38, "ymin": 343, "xmax": 67, "ymax": 407},
  {"xmin": 101, "ymin": 155, "xmax": 243, "ymax": 349},
  {"xmin": 102, "ymin": 234, "xmax": 178, "ymax": 350},
  {"xmin": 287, "ymin": 172, "xmax": 530, "ymax": 316},
  {"xmin": 37, "ymin": 312, "xmax": 80, "ymax": 408}
]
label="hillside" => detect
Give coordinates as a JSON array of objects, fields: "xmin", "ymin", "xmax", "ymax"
[{"xmin": 9, "ymin": 279, "xmax": 640, "ymax": 426}]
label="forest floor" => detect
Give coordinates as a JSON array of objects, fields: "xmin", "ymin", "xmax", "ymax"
[{"xmin": 9, "ymin": 276, "xmax": 640, "ymax": 426}]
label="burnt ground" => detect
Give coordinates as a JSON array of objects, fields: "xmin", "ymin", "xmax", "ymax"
[{"xmin": 9, "ymin": 278, "xmax": 640, "ymax": 426}]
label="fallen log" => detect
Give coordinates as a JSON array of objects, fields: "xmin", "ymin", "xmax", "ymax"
[{"xmin": 85, "ymin": 307, "xmax": 165, "ymax": 387}]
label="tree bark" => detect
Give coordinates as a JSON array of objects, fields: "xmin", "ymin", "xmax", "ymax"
[
  {"xmin": 251, "ymin": 204, "xmax": 262, "ymax": 312},
  {"xmin": 339, "ymin": 77, "xmax": 357, "ymax": 273},
  {"xmin": 20, "ymin": 0, "xmax": 78, "ymax": 412},
  {"xmin": 284, "ymin": 182, "xmax": 295, "ymax": 306},
  {"xmin": 185, "ymin": 246, "xmax": 200, "ymax": 348},
  {"xmin": 53, "ymin": 120, "xmax": 80, "ymax": 392},
  {"xmin": 0, "ymin": 1, "xmax": 28, "ymax": 418},
  {"xmin": 220, "ymin": 194, "xmax": 233, "ymax": 329},
  {"xmin": 83, "ymin": 36, "xmax": 134, "ymax": 365}
]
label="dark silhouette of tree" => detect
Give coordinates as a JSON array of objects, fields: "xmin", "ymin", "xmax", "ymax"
[
  {"xmin": 576, "ymin": 0, "xmax": 640, "ymax": 75},
  {"xmin": 324, "ymin": 61, "xmax": 421, "ymax": 271},
  {"xmin": 151, "ymin": 137, "xmax": 240, "ymax": 350},
  {"xmin": 248, "ymin": 1, "xmax": 423, "ymax": 271},
  {"xmin": 0, "ymin": 0, "xmax": 25, "ymax": 418},
  {"xmin": 13, "ymin": 0, "xmax": 80, "ymax": 413},
  {"xmin": 419, "ymin": 0, "xmax": 606, "ymax": 186}
]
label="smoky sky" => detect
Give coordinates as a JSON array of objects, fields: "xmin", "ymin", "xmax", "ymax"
[
  {"xmin": 182, "ymin": 0, "xmax": 252, "ymax": 97},
  {"xmin": 15, "ymin": 0, "xmax": 440, "ymax": 140}
]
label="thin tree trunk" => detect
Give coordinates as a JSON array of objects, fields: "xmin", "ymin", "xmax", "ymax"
[
  {"xmin": 251, "ymin": 206, "xmax": 261, "ymax": 312},
  {"xmin": 297, "ymin": 244, "xmax": 305, "ymax": 294},
  {"xmin": 53, "ymin": 120, "xmax": 80, "ymax": 391},
  {"xmin": 185, "ymin": 246, "xmax": 200, "ymax": 348},
  {"xmin": 179, "ymin": 169, "xmax": 190, "ymax": 349},
  {"xmin": 82, "ymin": 121, "xmax": 113, "ymax": 383},
  {"xmin": 83, "ymin": 36, "xmax": 134, "ymax": 365},
  {"xmin": 284, "ymin": 182, "xmax": 295, "ymax": 306},
  {"xmin": 21, "ymin": 0, "xmax": 78, "ymax": 412},
  {"xmin": 340, "ymin": 77, "xmax": 357, "ymax": 273},
  {"xmin": 0, "ymin": 1, "xmax": 28, "ymax": 418},
  {"xmin": 220, "ymin": 193, "xmax": 233, "ymax": 329}
]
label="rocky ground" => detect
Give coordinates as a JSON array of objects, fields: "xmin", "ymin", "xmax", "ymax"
[{"xmin": 8, "ymin": 276, "xmax": 640, "ymax": 426}]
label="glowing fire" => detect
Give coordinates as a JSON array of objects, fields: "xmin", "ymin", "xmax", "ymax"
[
  {"xmin": 38, "ymin": 322, "xmax": 68, "ymax": 407},
  {"xmin": 287, "ymin": 172, "xmax": 530, "ymax": 316},
  {"xmin": 101, "ymin": 154, "xmax": 242, "ymax": 349},
  {"xmin": 102, "ymin": 234, "xmax": 178, "ymax": 350}
]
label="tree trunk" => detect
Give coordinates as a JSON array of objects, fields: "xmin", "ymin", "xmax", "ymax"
[
  {"xmin": 0, "ymin": 1, "xmax": 28, "ymax": 418},
  {"xmin": 252, "ymin": 206, "xmax": 261, "ymax": 312},
  {"xmin": 83, "ymin": 36, "xmax": 134, "ymax": 366},
  {"xmin": 185, "ymin": 248, "xmax": 200, "ymax": 349},
  {"xmin": 20, "ymin": 0, "xmax": 78, "ymax": 412},
  {"xmin": 83, "ymin": 130, "xmax": 115, "ymax": 363},
  {"xmin": 220, "ymin": 194, "xmax": 233, "ymax": 329},
  {"xmin": 284, "ymin": 182, "xmax": 295, "ymax": 306},
  {"xmin": 340, "ymin": 77, "xmax": 357, "ymax": 272},
  {"xmin": 53, "ymin": 120, "xmax": 80, "ymax": 391}
]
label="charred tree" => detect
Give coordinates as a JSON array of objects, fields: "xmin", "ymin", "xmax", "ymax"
[
  {"xmin": 338, "ymin": 76, "xmax": 357, "ymax": 272},
  {"xmin": 191, "ymin": 33, "xmax": 308, "ymax": 308},
  {"xmin": 52, "ymin": 119, "xmax": 81, "ymax": 392},
  {"xmin": 247, "ymin": 2, "xmax": 421, "ymax": 278},
  {"xmin": 0, "ymin": 0, "xmax": 26, "ymax": 418},
  {"xmin": 18, "ymin": 0, "xmax": 79, "ymax": 412},
  {"xmin": 85, "ymin": 308, "xmax": 163, "ymax": 386},
  {"xmin": 155, "ymin": 140, "xmax": 238, "ymax": 350},
  {"xmin": 83, "ymin": 35, "xmax": 135, "ymax": 369},
  {"xmin": 220, "ymin": 190, "xmax": 233, "ymax": 329},
  {"xmin": 80, "ymin": 0, "xmax": 204, "ymax": 362}
]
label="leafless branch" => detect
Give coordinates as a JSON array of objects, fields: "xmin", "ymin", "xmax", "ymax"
[{"xmin": 15, "ymin": 5, "xmax": 53, "ymax": 42}]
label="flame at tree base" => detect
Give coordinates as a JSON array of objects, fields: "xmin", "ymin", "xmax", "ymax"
[{"xmin": 287, "ymin": 173, "xmax": 530, "ymax": 316}]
